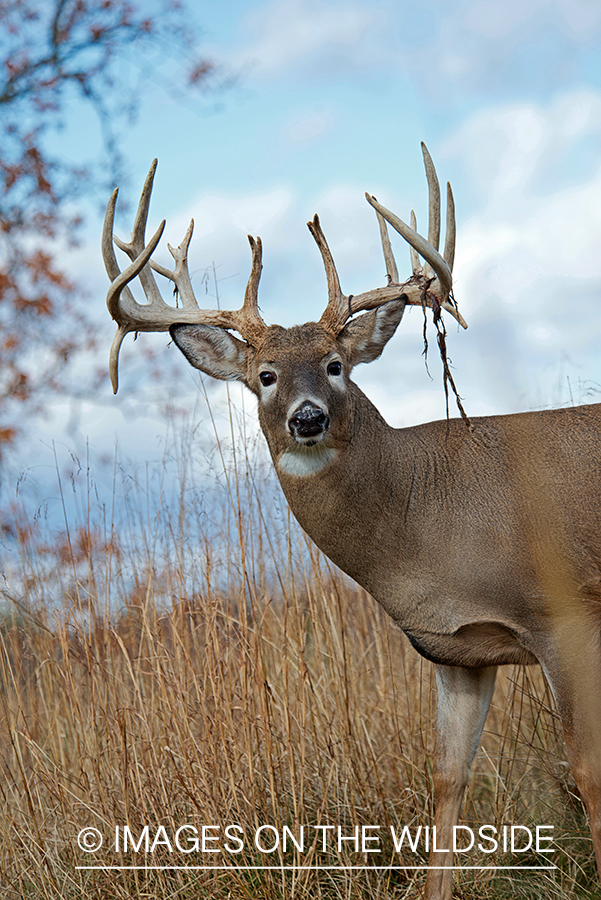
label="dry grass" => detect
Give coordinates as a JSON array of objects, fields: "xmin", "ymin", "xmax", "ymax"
[{"xmin": 0, "ymin": 410, "xmax": 598, "ymax": 899}]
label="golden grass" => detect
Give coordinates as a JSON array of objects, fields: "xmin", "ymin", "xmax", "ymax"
[{"xmin": 0, "ymin": 413, "xmax": 597, "ymax": 898}]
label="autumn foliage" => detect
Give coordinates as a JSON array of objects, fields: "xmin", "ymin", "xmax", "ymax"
[{"xmin": 0, "ymin": 0, "xmax": 214, "ymax": 446}]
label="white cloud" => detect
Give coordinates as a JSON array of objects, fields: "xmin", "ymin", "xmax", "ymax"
[
  {"xmin": 174, "ymin": 188, "xmax": 294, "ymax": 241},
  {"xmin": 409, "ymin": 0, "xmax": 601, "ymax": 98},
  {"xmin": 285, "ymin": 112, "xmax": 334, "ymax": 143},
  {"xmin": 445, "ymin": 90, "xmax": 601, "ymax": 200},
  {"xmin": 231, "ymin": 0, "xmax": 382, "ymax": 79},
  {"xmin": 447, "ymin": 91, "xmax": 601, "ymax": 291},
  {"xmin": 219, "ymin": 0, "xmax": 601, "ymax": 102}
]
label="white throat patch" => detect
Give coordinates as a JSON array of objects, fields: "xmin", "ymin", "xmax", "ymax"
[{"xmin": 278, "ymin": 443, "xmax": 338, "ymax": 478}]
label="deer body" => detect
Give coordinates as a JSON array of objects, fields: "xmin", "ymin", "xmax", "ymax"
[
  {"xmin": 169, "ymin": 313, "xmax": 601, "ymax": 897},
  {"xmin": 276, "ymin": 386, "xmax": 601, "ymax": 668},
  {"xmin": 103, "ymin": 147, "xmax": 601, "ymax": 898}
]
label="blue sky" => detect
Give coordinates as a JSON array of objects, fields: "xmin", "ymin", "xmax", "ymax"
[{"xmin": 30, "ymin": 0, "xmax": 601, "ymax": 468}]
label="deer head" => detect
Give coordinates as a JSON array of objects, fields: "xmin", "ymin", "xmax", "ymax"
[{"xmin": 102, "ymin": 144, "xmax": 466, "ymax": 477}]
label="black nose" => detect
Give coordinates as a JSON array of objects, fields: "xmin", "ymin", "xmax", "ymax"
[{"xmin": 288, "ymin": 402, "xmax": 330, "ymax": 438}]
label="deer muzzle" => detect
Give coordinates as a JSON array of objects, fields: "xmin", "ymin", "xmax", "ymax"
[{"xmin": 288, "ymin": 401, "xmax": 330, "ymax": 443}]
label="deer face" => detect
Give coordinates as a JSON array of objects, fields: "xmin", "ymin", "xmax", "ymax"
[{"xmin": 170, "ymin": 299, "xmax": 405, "ymax": 478}]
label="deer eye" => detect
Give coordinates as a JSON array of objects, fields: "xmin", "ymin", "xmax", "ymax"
[
  {"xmin": 259, "ymin": 371, "xmax": 277, "ymax": 387},
  {"xmin": 327, "ymin": 361, "xmax": 342, "ymax": 377}
]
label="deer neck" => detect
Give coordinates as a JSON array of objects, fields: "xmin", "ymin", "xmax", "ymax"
[{"xmin": 269, "ymin": 383, "xmax": 411, "ymax": 595}]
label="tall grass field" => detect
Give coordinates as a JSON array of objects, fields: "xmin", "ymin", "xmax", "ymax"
[{"xmin": 0, "ymin": 399, "xmax": 597, "ymax": 898}]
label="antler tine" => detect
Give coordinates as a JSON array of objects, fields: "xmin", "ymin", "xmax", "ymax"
[
  {"xmin": 444, "ymin": 182, "xmax": 456, "ymax": 272},
  {"xmin": 308, "ymin": 215, "xmax": 347, "ymax": 333},
  {"xmin": 102, "ymin": 188, "xmax": 124, "ymax": 282},
  {"xmin": 421, "ymin": 142, "xmax": 441, "ymax": 262},
  {"xmin": 440, "ymin": 182, "xmax": 464, "ymax": 327},
  {"xmin": 103, "ymin": 160, "xmax": 158, "ymax": 279},
  {"xmin": 244, "ymin": 235, "xmax": 262, "ymax": 305},
  {"xmin": 150, "ymin": 219, "xmax": 198, "ymax": 310},
  {"xmin": 113, "ymin": 159, "xmax": 166, "ymax": 309},
  {"xmin": 131, "ymin": 158, "xmax": 157, "ymax": 250},
  {"xmin": 235, "ymin": 235, "xmax": 267, "ymax": 345},
  {"xmin": 108, "ymin": 325, "xmax": 130, "ymax": 396},
  {"xmin": 374, "ymin": 204, "xmax": 399, "ymax": 285},
  {"xmin": 409, "ymin": 210, "xmax": 422, "ymax": 275},
  {"xmin": 308, "ymin": 214, "xmax": 343, "ymax": 303}
]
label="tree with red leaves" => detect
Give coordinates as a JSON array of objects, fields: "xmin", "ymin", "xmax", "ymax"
[{"xmin": 0, "ymin": 0, "xmax": 216, "ymax": 446}]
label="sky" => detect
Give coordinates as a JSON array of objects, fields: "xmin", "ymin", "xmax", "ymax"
[{"xmin": 11, "ymin": 0, "xmax": 601, "ymax": 501}]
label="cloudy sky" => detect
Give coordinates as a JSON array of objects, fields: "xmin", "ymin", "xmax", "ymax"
[{"xmin": 33, "ymin": 0, "xmax": 601, "ymax": 469}]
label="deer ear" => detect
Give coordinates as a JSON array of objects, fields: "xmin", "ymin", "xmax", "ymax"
[
  {"xmin": 170, "ymin": 324, "xmax": 251, "ymax": 384},
  {"xmin": 337, "ymin": 298, "xmax": 406, "ymax": 367}
]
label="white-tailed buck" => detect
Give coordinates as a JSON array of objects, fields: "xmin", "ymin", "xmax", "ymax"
[{"xmin": 103, "ymin": 145, "xmax": 601, "ymax": 898}]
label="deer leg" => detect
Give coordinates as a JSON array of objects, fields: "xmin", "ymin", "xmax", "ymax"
[
  {"xmin": 540, "ymin": 636, "xmax": 601, "ymax": 882},
  {"xmin": 423, "ymin": 664, "xmax": 497, "ymax": 900}
]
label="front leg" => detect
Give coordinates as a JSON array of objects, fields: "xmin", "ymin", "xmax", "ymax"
[{"xmin": 424, "ymin": 665, "xmax": 497, "ymax": 900}]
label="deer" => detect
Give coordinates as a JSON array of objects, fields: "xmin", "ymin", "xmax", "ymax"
[{"xmin": 102, "ymin": 144, "xmax": 601, "ymax": 899}]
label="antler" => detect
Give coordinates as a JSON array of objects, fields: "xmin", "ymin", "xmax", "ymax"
[
  {"xmin": 313, "ymin": 143, "xmax": 467, "ymax": 335},
  {"xmin": 102, "ymin": 160, "xmax": 267, "ymax": 393}
]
